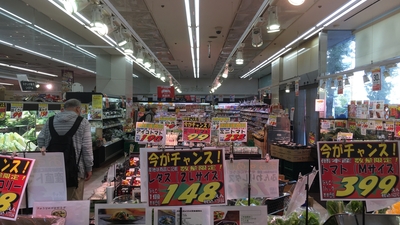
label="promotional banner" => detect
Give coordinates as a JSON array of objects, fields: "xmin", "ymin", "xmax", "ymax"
[
  {"xmin": 154, "ymin": 207, "xmax": 210, "ymax": 225},
  {"xmin": 157, "ymin": 86, "xmax": 175, "ymax": 99},
  {"xmin": 90, "ymin": 94, "xmax": 102, "ymax": 120},
  {"xmin": 182, "ymin": 122, "xmax": 211, "ymax": 143},
  {"xmin": 210, "ymin": 206, "xmax": 269, "ymax": 225},
  {"xmin": 10, "ymin": 103, "xmax": 23, "ymax": 119},
  {"xmin": 147, "ymin": 148, "xmax": 225, "ymax": 206},
  {"xmin": 224, "ymin": 159, "xmax": 279, "ymax": 199},
  {"xmin": 0, "ymin": 102, "xmax": 5, "ymax": 121},
  {"xmin": 33, "ymin": 200, "xmax": 89, "ymax": 225},
  {"xmin": 38, "ymin": 103, "xmax": 48, "ymax": 118},
  {"xmin": 0, "ymin": 155, "xmax": 35, "ymax": 221},
  {"xmin": 211, "ymin": 117, "xmax": 230, "ymax": 130},
  {"xmin": 135, "ymin": 122, "xmax": 165, "ymax": 145},
  {"xmin": 218, "ymin": 122, "xmax": 247, "ymax": 142},
  {"xmin": 318, "ymin": 141, "xmax": 400, "ymax": 200},
  {"xmin": 22, "ymin": 153, "xmax": 67, "ymax": 208},
  {"xmin": 371, "ymin": 67, "xmax": 381, "ymax": 91}
]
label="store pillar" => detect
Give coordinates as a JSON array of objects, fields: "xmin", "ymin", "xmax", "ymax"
[
  {"xmin": 95, "ymin": 55, "xmax": 133, "ymax": 98},
  {"xmin": 271, "ymin": 58, "xmax": 283, "ymax": 104}
]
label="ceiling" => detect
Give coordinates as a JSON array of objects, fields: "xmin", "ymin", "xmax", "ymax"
[{"xmin": 1, "ymin": 0, "xmax": 400, "ymax": 91}]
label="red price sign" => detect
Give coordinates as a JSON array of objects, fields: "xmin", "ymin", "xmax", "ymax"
[
  {"xmin": 183, "ymin": 122, "xmax": 211, "ymax": 143},
  {"xmin": 318, "ymin": 141, "xmax": 400, "ymax": 200},
  {"xmin": 158, "ymin": 117, "xmax": 178, "ymax": 130},
  {"xmin": 38, "ymin": 103, "xmax": 48, "ymax": 118},
  {"xmin": 0, "ymin": 102, "xmax": 5, "ymax": 121},
  {"xmin": 147, "ymin": 149, "xmax": 225, "ymax": 206},
  {"xmin": 10, "ymin": 103, "xmax": 23, "ymax": 119},
  {"xmin": 218, "ymin": 122, "xmax": 247, "ymax": 142},
  {"xmin": 135, "ymin": 122, "xmax": 165, "ymax": 144},
  {"xmin": 0, "ymin": 156, "xmax": 35, "ymax": 221}
]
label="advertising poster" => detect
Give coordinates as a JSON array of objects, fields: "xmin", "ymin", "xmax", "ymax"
[
  {"xmin": 33, "ymin": 200, "xmax": 89, "ymax": 225},
  {"xmin": 154, "ymin": 207, "xmax": 210, "ymax": 225},
  {"xmin": 224, "ymin": 159, "xmax": 279, "ymax": 199},
  {"xmin": 218, "ymin": 122, "xmax": 247, "ymax": 142},
  {"xmin": 23, "ymin": 152, "xmax": 67, "ymax": 208},
  {"xmin": 0, "ymin": 155, "xmax": 35, "ymax": 221},
  {"xmin": 210, "ymin": 206, "xmax": 269, "ymax": 225},
  {"xmin": 211, "ymin": 117, "xmax": 230, "ymax": 130},
  {"xmin": 90, "ymin": 94, "xmax": 103, "ymax": 120},
  {"xmin": 38, "ymin": 103, "xmax": 48, "ymax": 118},
  {"xmin": 10, "ymin": 103, "xmax": 23, "ymax": 119},
  {"xmin": 0, "ymin": 102, "xmax": 5, "ymax": 121},
  {"xmin": 318, "ymin": 141, "xmax": 400, "ymax": 200},
  {"xmin": 94, "ymin": 203, "xmax": 150, "ymax": 225},
  {"xmin": 371, "ymin": 67, "xmax": 381, "ymax": 91},
  {"xmin": 146, "ymin": 148, "xmax": 225, "ymax": 206},
  {"xmin": 182, "ymin": 122, "xmax": 211, "ymax": 143},
  {"xmin": 135, "ymin": 122, "xmax": 165, "ymax": 145}
]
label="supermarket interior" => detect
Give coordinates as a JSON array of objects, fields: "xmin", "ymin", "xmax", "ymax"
[{"xmin": 1, "ymin": 0, "xmax": 400, "ymax": 224}]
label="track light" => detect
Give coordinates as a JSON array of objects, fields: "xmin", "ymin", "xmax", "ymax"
[
  {"xmin": 114, "ymin": 27, "xmax": 127, "ymax": 46},
  {"xmin": 222, "ymin": 64, "xmax": 229, "ymax": 78},
  {"xmin": 136, "ymin": 46, "xmax": 144, "ymax": 63},
  {"xmin": 344, "ymin": 77, "xmax": 350, "ymax": 86},
  {"xmin": 363, "ymin": 72, "xmax": 370, "ymax": 84},
  {"xmin": 267, "ymin": 6, "xmax": 280, "ymax": 33},
  {"xmin": 122, "ymin": 39, "xmax": 134, "ymax": 55},
  {"xmin": 63, "ymin": 0, "xmax": 90, "ymax": 14},
  {"xmin": 160, "ymin": 73, "xmax": 166, "ymax": 82},
  {"xmin": 90, "ymin": 5, "xmax": 108, "ymax": 36},
  {"xmin": 236, "ymin": 50, "xmax": 243, "ymax": 65},
  {"xmin": 330, "ymin": 79, "xmax": 336, "ymax": 89},
  {"xmin": 155, "ymin": 65, "xmax": 161, "ymax": 78},
  {"xmin": 143, "ymin": 53, "xmax": 151, "ymax": 68},
  {"xmin": 35, "ymin": 83, "xmax": 40, "ymax": 88},
  {"xmin": 383, "ymin": 70, "xmax": 390, "ymax": 79},
  {"xmin": 149, "ymin": 60, "xmax": 155, "ymax": 73},
  {"xmin": 252, "ymin": 27, "xmax": 263, "ymax": 47},
  {"xmin": 288, "ymin": 0, "xmax": 305, "ymax": 6},
  {"xmin": 285, "ymin": 83, "xmax": 290, "ymax": 93}
]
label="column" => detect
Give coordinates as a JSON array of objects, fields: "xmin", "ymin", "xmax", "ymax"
[{"xmin": 270, "ymin": 58, "xmax": 283, "ymax": 104}]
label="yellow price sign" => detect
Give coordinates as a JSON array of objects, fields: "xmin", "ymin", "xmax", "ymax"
[
  {"xmin": 336, "ymin": 175, "xmax": 398, "ymax": 198},
  {"xmin": 160, "ymin": 182, "xmax": 222, "ymax": 205},
  {"xmin": 0, "ymin": 193, "xmax": 18, "ymax": 212}
]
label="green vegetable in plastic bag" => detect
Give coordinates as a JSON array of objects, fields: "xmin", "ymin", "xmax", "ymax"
[
  {"xmin": 326, "ymin": 200, "xmax": 345, "ymax": 215},
  {"xmin": 345, "ymin": 201, "xmax": 364, "ymax": 214}
]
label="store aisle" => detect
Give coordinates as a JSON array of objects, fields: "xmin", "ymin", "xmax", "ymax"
[{"xmin": 83, "ymin": 153, "xmax": 125, "ymax": 200}]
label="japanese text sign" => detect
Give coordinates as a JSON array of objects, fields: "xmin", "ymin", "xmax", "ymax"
[
  {"xmin": 147, "ymin": 149, "xmax": 226, "ymax": 206},
  {"xmin": 183, "ymin": 122, "xmax": 211, "ymax": 143},
  {"xmin": 224, "ymin": 159, "xmax": 279, "ymax": 199},
  {"xmin": 38, "ymin": 103, "xmax": 48, "ymax": 118},
  {"xmin": 211, "ymin": 117, "xmax": 230, "ymax": 130},
  {"xmin": 318, "ymin": 141, "xmax": 400, "ymax": 200},
  {"xmin": 135, "ymin": 122, "xmax": 165, "ymax": 145},
  {"xmin": 182, "ymin": 116, "xmax": 199, "ymax": 121},
  {"xmin": 157, "ymin": 86, "xmax": 175, "ymax": 99},
  {"xmin": 0, "ymin": 155, "xmax": 35, "ymax": 221},
  {"xmin": 158, "ymin": 116, "xmax": 178, "ymax": 130},
  {"xmin": 33, "ymin": 200, "xmax": 90, "ymax": 225},
  {"xmin": 218, "ymin": 122, "xmax": 247, "ymax": 142},
  {"xmin": 10, "ymin": 103, "xmax": 23, "ymax": 119},
  {"xmin": 0, "ymin": 102, "xmax": 5, "ymax": 121},
  {"xmin": 371, "ymin": 67, "xmax": 381, "ymax": 91}
]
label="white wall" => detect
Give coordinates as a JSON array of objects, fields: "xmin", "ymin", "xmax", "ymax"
[
  {"xmin": 355, "ymin": 12, "xmax": 400, "ymax": 66},
  {"xmin": 74, "ymin": 77, "xmax": 96, "ymax": 92}
]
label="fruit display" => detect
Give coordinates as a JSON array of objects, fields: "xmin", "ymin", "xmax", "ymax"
[{"xmin": 0, "ymin": 132, "xmax": 37, "ymax": 152}]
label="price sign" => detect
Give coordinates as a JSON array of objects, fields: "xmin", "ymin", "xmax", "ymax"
[
  {"xmin": 371, "ymin": 67, "xmax": 381, "ymax": 91},
  {"xmin": 182, "ymin": 122, "xmax": 211, "ymax": 143},
  {"xmin": 182, "ymin": 116, "xmax": 199, "ymax": 121},
  {"xmin": 337, "ymin": 76, "xmax": 343, "ymax": 95},
  {"xmin": 135, "ymin": 122, "xmax": 165, "ymax": 145},
  {"xmin": 318, "ymin": 141, "xmax": 400, "ymax": 200},
  {"xmin": 211, "ymin": 117, "xmax": 230, "ymax": 130},
  {"xmin": 268, "ymin": 115, "xmax": 277, "ymax": 126},
  {"xmin": 158, "ymin": 116, "xmax": 178, "ymax": 130},
  {"xmin": 90, "ymin": 94, "xmax": 102, "ymax": 120},
  {"xmin": 147, "ymin": 149, "xmax": 225, "ymax": 206},
  {"xmin": 10, "ymin": 103, "xmax": 23, "ymax": 119},
  {"xmin": 0, "ymin": 155, "xmax": 35, "ymax": 221},
  {"xmin": 0, "ymin": 102, "xmax": 5, "ymax": 121},
  {"xmin": 218, "ymin": 122, "xmax": 247, "ymax": 142},
  {"xmin": 386, "ymin": 121, "xmax": 395, "ymax": 132},
  {"xmin": 38, "ymin": 103, "xmax": 48, "ymax": 118}
]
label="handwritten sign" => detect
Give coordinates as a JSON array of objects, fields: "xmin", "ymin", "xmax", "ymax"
[
  {"xmin": 147, "ymin": 149, "xmax": 225, "ymax": 206},
  {"xmin": 135, "ymin": 122, "xmax": 165, "ymax": 145},
  {"xmin": 318, "ymin": 141, "xmax": 400, "ymax": 200},
  {"xmin": 182, "ymin": 122, "xmax": 211, "ymax": 143},
  {"xmin": 224, "ymin": 160, "xmax": 279, "ymax": 199},
  {"xmin": 0, "ymin": 155, "xmax": 35, "ymax": 221},
  {"xmin": 218, "ymin": 122, "xmax": 247, "ymax": 142}
]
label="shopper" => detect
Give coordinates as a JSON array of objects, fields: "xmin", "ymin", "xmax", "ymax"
[
  {"xmin": 145, "ymin": 104, "xmax": 157, "ymax": 122},
  {"xmin": 37, "ymin": 98, "xmax": 93, "ymax": 200}
]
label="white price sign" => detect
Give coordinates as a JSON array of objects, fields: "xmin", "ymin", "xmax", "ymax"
[
  {"xmin": 218, "ymin": 122, "xmax": 247, "ymax": 142},
  {"xmin": 371, "ymin": 67, "xmax": 381, "ymax": 91},
  {"xmin": 158, "ymin": 116, "xmax": 178, "ymax": 130},
  {"xmin": 135, "ymin": 122, "xmax": 165, "ymax": 144}
]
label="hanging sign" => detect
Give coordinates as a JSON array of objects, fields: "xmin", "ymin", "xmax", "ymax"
[
  {"xmin": 318, "ymin": 141, "xmax": 400, "ymax": 200},
  {"xmin": 33, "ymin": 200, "xmax": 90, "ymax": 225},
  {"xmin": 20, "ymin": 81, "xmax": 37, "ymax": 92},
  {"xmin": 147, "ymin": 148, "xmax": 225, "ymax": 206},
  {"xmin": 0, "ymin": 102, "xmax": 6, "ymax": 121},
  {"xmin": 295, "ymin": 80, "xmax": 299, "ymax": 96},
  {"xmin": 158, "ymin": 116, "xmax": 178, "ymax": 130},
  {"xmin": 337, "ymin": 76, "xmax": 344, "ymax": 95},
  {"xmin": 157, "ymin": 86, "xmax": 175, "ymax": 99},
  {"xmin": 10, "ymin": 103, "xmax": 23, "ymax": 119},
  {"xmin": 135, "ymin": 122, "xmax": 165, "ymax": 145},
  {"xmin": 90, "ymin": 94, "xmax": 102, "ymax": 120},
  {"xmin": 371, "ymin": 67, "xmax": 381, "ymax": 91},
  {"xmin": 0, "ymin": 155, "xmax": 35, "ymax": 221},
  {"xmin": 182, "ymin": 122, "xmax": 211, "ymax": 143},
  {"xmin": 218, "ymin": 122, "xmax": 247, "ymax": 142},
  {"xmin": 38, "ymin": 103, "xmax": 48, "ymax": 118},
  {"xmin": 211, "ymin": 117, "xmax": 230, "ymax": 130},
  {"xmin": 224, "ymin": 159, "xmax": 279, "ymax": 199}
]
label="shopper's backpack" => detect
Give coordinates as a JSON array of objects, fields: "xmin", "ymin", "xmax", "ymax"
[
  {"xmin": 47, "ymin": 116, "xmax": 83, "ymax": 188},
  {"xmin": 138, "ymin": 113, "xmax": 152, "ymax": 122}
]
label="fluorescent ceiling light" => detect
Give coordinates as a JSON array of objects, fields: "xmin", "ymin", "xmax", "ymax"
[
  {"xmin": 316, "ymin": 0, "xmax": 357, "ymax": 27},
  {"xmin": 286, "ymin": 27, "xmax": 316, "ymax": 48},
  {"xmin": 323, "ymin": 0, "xmax": 367, "ymax": 27},
  {"xmin": 0, "ymin": 62, "xmax": 58, "ymax": 77},
  {"xmin": 0, "ymin": 40, "xmax": 12, "ymax": 46},
  {"xmin": 0, "ymin": 82, "xmax": 13, "ymax": 86},
  {"xmin": 0, "ymin": 7, "xmax": 32, "ymax": 25},
  {"xmin": 185, "ymin": 0, "xmax": 200, "ymax": 78},
  {"xmin": 132, "ymin": 74, "xmax": 139, "ymax": 78},
  {"xmin": 304, "ymin": 27, "xmax": 323, "ymax": 40},
  {"xmin": 14, "ymin": 45, "xmax": 52, "ymax": 59}
]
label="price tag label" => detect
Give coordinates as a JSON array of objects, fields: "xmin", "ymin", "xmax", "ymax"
[
  {"xmin": 147, "ymin": 149, "xmax": 225, "ymax": 206},
  {"xmin": 218, "ymin": 122, "xmax": 247, "ymax": 142},
  {"xmin": 0, "ymin": 102, "xmax": 6, "ymax": 121},
  {"xmin": 268, "ymin": 115, "xmax": 277, "ymax": 126},
  {"xmin": 211, "ymin": 117, "xmax": 230, "ymax": 130},
  {"xmin": 38, "ymin": 103, "xmax": 48, "ymax": 118},
  {"xmin": 158, "ymin": 116, "xmax": 178, "ymax": 130},
  {"xmin": 182, "ymin": 122, "xmax": 211, "ymax": 143},
  {"xmin": 135, "ymin": 122, "xmax": 165, "ymax": 145},
  {"xmin": 371, "ymin": 67, "xmax": 381, "ymax": 91},
  {"xmin": 10, "ymin": 103, "xmax": 23, "ymax": 119},
  {"xmin": 318, "ymin": 141, "xmax": 400, "ymax": 200},
  {"xmin": 0, "ymin": 156, "xmax": 35, "ymax": 221}
]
